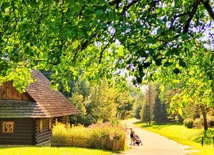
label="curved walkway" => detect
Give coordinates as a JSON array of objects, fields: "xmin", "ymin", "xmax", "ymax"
[{"xmin": 122, "ymin": 119, "xmax": 198, "ymax": 155}]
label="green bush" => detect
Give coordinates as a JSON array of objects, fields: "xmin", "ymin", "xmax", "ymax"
[
  {"xmin": 184, "ymin": 118, "xmax": 194, "ymax": 128},
  {"xmin": 51, "ymin": 122, "xmax": 126, "ymax": 151}
]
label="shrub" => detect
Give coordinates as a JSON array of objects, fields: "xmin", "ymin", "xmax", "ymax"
[
  {"xmin": 52, "ymin": 123, "xmax": 91, "ymax": 147},
  {"xmin": 51, "ymin": 122, "xmax": 126, "ymax": 151},
  {"xmin": 88, "ymin": 122, "xmax": 126, "ymax": 150},
  {"xmin": 184, "ymin": 118, "xmax": 194, "ymax": 128},
  {"xmin": 51, "ymin": 123, "xmax": 68, "ymax": 144}
]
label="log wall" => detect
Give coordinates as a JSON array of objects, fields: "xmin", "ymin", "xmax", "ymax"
[
  {"xmin": 0, "ymin": 117, "xmax": 71, "ymax": 145},
  {"xmin": 0, "ymin": 118, "xmax": 35, "ymax": 145},
  {"xmin": 35, "ymin": 118, "xmax": 52, "ymax": 145}
]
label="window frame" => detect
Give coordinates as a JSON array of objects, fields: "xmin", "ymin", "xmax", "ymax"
[{"xmin": 2, "ymin": 121, "xmax": 14, "ymax": 133}]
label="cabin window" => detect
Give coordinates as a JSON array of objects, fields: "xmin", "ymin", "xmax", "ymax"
[
  {"xmin": 39, "ymin": 119, "xmax": 43, "ymax": 133},
  {"xmin": 2, "ymin": 121, "xmax": 14, "ymax": 133}
]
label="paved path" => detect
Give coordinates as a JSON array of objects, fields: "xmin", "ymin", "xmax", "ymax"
[{"xmin": 121, "ymin": 119, "xmax": 198, "ymax": 155}]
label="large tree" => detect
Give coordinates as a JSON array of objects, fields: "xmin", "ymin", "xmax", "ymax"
[
  {"xmin": 157, "ymin": 45, "xmax": 213, "ymax": 130},
  {"xmin": 0, "ymin": 0, "xmax": 213, "ymax": 97}
]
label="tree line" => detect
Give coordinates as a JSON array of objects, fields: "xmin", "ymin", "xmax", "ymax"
[{"xmin": 133, "ymin": 82, "xmax": 214, "ymax": 131}]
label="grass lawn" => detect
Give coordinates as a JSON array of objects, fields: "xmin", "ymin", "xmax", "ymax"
[
  {"xmin": 0, "ymin": 146, "xmax": 116, "ymax": 155},
  {"xmin": 134, "ymin": 122, "xmax": 214, "ymax": 155}
]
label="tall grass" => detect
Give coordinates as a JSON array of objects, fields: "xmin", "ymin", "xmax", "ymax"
[{"xmin": 51, "ymin": 122, "xmax": 126, "ymax": 151}]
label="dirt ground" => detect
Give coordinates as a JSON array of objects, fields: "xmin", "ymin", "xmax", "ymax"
[{"xmin": 121, "ymin": 119, "xmax": 199, "ymax": 155}]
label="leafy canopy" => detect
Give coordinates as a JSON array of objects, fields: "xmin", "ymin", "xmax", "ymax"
[{"xmin": 0, "ymin": 0, "xmax": 213, "ymax": 91}]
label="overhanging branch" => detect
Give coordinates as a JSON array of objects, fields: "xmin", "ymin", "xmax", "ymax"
[
  {"xmin": 202, "ymin": 1, "xmax": 214, "ymax": 20},
  {"xmin": 183, "ymin": 0, "xmax": 201, "ymax": 34},
  {"xmin": 122, "ymin": 0, "xmax": 139, "ymax": 15}
]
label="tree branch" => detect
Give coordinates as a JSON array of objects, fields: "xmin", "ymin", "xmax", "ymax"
[
  {"xmin": 122, "ymin": 0, "xmax": 139, "ymax": 15},
  {"xmin": 109, "ymin": 0, "xmax": 121, "ymax": 9},
  {"xmin": 183, "ymin": 0, "xmax": 201, "ymax": 34},
  {"xmin": 174, "ymin": 12, "xmax": 191, "ymax": 18},
  {"xmin": 98, "ymin": 34, "xmax": 115, "ymax": 64},
  {"xmin": 202, "ymin": 1, "xmax": 214, "ymax": 20}
]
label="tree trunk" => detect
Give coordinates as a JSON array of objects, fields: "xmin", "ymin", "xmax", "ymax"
[{"xmin": 201, "ymin": 106, "xmax": 208, "ymax": 131}]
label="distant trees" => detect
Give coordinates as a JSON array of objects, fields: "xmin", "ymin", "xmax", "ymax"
[
  {"xmin": 140, "ymin": 84, "xmax": 155, "ymax": 125},
  {"xmin": 158, "ymin": 82, "xmax": 213, "ymax": 130},
  {"xmin": 115, "ymin": 91, "xmax": 133, "ymax": 120},
  {"xmin": 132, "ymin": 83, "xmax": 168, "ymax": 125},
  {"xmin": 132, "ymin": 92, "xmax": 144, "ymax": 119},
  {"xmin": 88, "ymin": 79, "xmax": 117, "ymax": 123},
  {"xmin": 153, "ymin": 87, "xmax": 167, "ymax": 124},
  {"xmin": 132, "ymin": 81, "xmax": 212, "ymax": 130},
  {"xmin": 69, "ymin": 78, "xmax": 133, "ymax": 126}
]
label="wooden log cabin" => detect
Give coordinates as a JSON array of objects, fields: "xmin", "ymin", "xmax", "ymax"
[{"xmin": 0, "ymin": 70, "xmax": 80, "ymax": 145}]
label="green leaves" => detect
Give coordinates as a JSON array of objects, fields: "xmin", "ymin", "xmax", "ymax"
[
  {"xmin": 1, "ymin": 2, "xmax": 10, "ymax": 12},
  {"xmin": 178, "ymin": 59, "xmax": 186, "ymax": 68},
  {"xmin": 164, "ymin": 61, "xmax": 172, "ymax": 67},
  {"xmin": 180, "ymin": 33, "xmax": 190, "ymax": 40},
  {"xmin": 173, "ymin": 68, "xmax": 180, "ymax": 74},
  {"xmin": 155, "ymin": 58, "xmax": 163, "ymax": 66},
  {"xmin": 146, "ymin": 37, "xmax": 157, "ymax": 44},
  {"xmin": 0, "ymin": 0, "xmax": 212, "ymax": 98}
]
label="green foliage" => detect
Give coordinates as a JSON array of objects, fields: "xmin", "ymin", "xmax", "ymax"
[
  {"xmin": 184, "ymin": 118, "xmax": 194, "ymax": 129},
  {"xmin": 140, "ymin": 103, "xmax": 151, "ymax": 123},
  {"xmin": 132, "ymin": 90, "xmax": 144, "ymax": 119},
  {"xmin": 51, "ymin": 123, "xmax": 126, "ymax": 151},
  {"xmin": 153, "ymin": 95, "xmax": 167, "ymax": 124},
  {"xmin": 202, "ymin": 130, "xmax": 214, "ymax": 145},
  {"xmin": 1, "ymin": 0, "xmax": 213, "ymax": 131},
  {"xmin": 69, "ymin": 78, "xmax": 134, "ymax": 126},
  {"xmin": 159, "ymin": 77, "xmax": 213, "ymax": 130},
  {"xmin": 115, "ymin": 91, "xmax": 133, "ymax": 119},
  {"xmin": 1, "ymin": 0, "xmax": 213, "ymax": 91},
  {"xmin": 89, "ymin": 79, "xmax": 117, "ymax": 123},
  {"xmin": 139, "ymin": 83, "xmax": 170, "ymax": 125},
  {"xmin": 153, "ymin": 84, "xmax": 167, "ymax": 124},
  {"xmin": 133, "ymin": 102, "xmax": 142, "ymax": 119}
]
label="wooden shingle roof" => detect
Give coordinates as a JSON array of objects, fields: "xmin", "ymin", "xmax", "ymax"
[
  {"xmin": 25, "ymin": 70, "xmax": 80, "ymax": 118},
  {"xmin": 0, "ymin": 70, "xmax": 80, "ymax": 118},
  {"xmin": 0, "ymin": 100, "xmax": 46, "ymax": 118}
]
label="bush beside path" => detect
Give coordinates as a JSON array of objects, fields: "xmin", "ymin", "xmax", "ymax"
[{"xmin": 121, "ymin": 119, "xmax": 198, "ymax": 155}]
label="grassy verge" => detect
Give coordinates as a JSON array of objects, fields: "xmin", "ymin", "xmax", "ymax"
[
  {"xmin": 0, "ymin": 146, "xmax": 116, "ymax": 155},
  {"xmin": 134, "ymin": 122, "xmax": 214, "ymax": 155}
]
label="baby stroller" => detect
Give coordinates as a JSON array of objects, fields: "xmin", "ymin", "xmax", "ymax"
[{"xmin": 132, "ymin": 134, "xmax": 142, "ymax": 145}]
